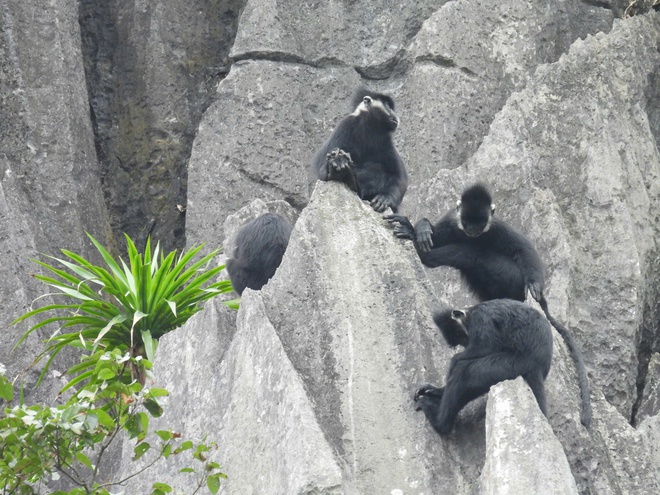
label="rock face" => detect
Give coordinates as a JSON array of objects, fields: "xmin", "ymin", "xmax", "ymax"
[
  {"xmin": 118, "ymin": 182, "xmax": 660, "ymax": 495},
  {"xmin": 0, "ymin": 0, "xmax": 112, "ymax": 401},
  {"xmin": 480, "ymin": 378, "xmax": 579, "ymax": 495},
  {"xmin": 78, "ymin": 0, "xmax": 246, "ymax": 251}
]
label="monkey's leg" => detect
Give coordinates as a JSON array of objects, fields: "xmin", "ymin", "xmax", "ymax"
[
  {"xmin": 434, "ymin": 353, "xmax": 522, "ymax": 434},
  {"xmin": 325, "ymin": 149, "xmax": 361, "ymax": 195}
]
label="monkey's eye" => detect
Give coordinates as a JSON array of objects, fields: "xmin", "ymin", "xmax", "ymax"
[{"xmin": 363, "ymin": 96, "xmax": 372, "ymax": 105}]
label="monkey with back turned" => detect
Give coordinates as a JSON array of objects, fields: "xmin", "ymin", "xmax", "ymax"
[{"xmin": 416, "ymin": 299, "xmax": 554, "ymax": 435}]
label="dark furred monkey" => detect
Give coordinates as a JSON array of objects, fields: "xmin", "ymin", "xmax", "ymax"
[
  {"xmin": 387, "ymin": 183, "xmax": 592, "ymax": 427},
  {"xmin": 226, "ymin": 213, "xmax": 292, "ymax": 295},
  {"xmin": 312, "ymin": 89, "xmax": 408, "ymax": 213},
  {"xmin": 415, "ymin": 299, "xmax": 553, "ymax": 435}
]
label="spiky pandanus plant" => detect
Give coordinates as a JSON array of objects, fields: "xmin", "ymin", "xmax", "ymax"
[{"xmin": 12, "ymin": 233, "xmax": 237, "ymax": 390}]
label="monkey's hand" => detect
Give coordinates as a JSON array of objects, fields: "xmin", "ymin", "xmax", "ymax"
[
  {"xmin": 526, "ymin": 281, "xmax": 543, "ymax": 303},
  {"xmin": 370, "ymin": 194, "xmax": 395, "ymax": 213},
  {"xmin": 414, "ymin": 218, "xmax": 434, "ymax": 252},
  {"xmin": 384, "ymin": 214, "xmax": 414, "ymax": 240}
]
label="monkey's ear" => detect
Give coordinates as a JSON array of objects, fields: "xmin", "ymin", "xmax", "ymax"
[
  {"xmin": 451, "ymin": 310, "xmax": 466, "ymax": 320},
  {"xmin": 455, "ymin": 199, "xmax": 462, "ymax": 212},
  {"xmin": 363, "ymin": 95, "xmax": 372, "ymax": 106},
  {"xmin": 491, "ymin": 203, "xmax": 496, "ymax": 215}
]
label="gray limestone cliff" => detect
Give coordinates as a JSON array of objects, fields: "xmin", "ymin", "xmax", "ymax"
[{"xmin": 1, "ymin": 0, "xmax": 660, "ymax": 494}]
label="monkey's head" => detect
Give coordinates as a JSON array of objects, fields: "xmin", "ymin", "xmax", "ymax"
[
  {"xmin": 351, "ymin": 89, "xmax": 399, "ymax": 132},
  {"xmin": 456, "ymin": 183, "xmax": 495, "ymax": 237},
  {"xmin": 433, "ymin": 308, "xmax": 469, "ymax": 347}
]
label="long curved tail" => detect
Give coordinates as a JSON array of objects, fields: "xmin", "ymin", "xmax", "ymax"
[{"xmin": 539, "ymin": 297, "xmax": 592, "ymax": 427}]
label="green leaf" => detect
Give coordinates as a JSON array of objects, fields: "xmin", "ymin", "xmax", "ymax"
[
  {"xmin": 0, "ymin": 380, "xmax": 14, "ymax": 401},
  {"xmin": 143, "ymin": 398, "xmax": 163, "ymax": 418},
  {"xmin": 97, "ymin": 366, "xmax": 116, "ymax": 379},
  {"xmin": 147, "ymin": 388, "xmax": 169, "ymax": 398},
  {"xmin": 125, "ymin": 412, "xmax": 149, "ymax": 440},
  {"xmin": 173, "ymin": 440, "xmax": 193, "ymax": 454},
  {"xmin": 141, "ymin": 329, "xmax": 157, "ymax": 363},
  {"xmin": 133, "ymin": 441, "xmax": 151, "ymax": 460},
  {"xmin": 155, "ymin": 430, "xmax": 174, "ymax": 441},
  {"xmin": 151, "ymin": 482, "xmax": 172, "ymax": 494},
  {"xmin": 94, "ymin": 314, "xmax": 128, "ymax": 344},
  {"xmin": 179, "ymin": 467, "xmax": 195, "ymax": 473},
  {"xmin": 94, "ymin": 409, "xmax": 115, "ymax": 429},
  {"xmin": 166, "ymin": 299, "xmax": 176, "ymax": 317},
  {"xmin": 207, "ymin": 473, "xmax": 222, "ymax": 494},
  {"xmin": 162, "ymin": 442, "xmax": 173, "ymax": 459},
  {"xmin": 76, "ymin": 452, "xmax": 94, "ymax": 471}
]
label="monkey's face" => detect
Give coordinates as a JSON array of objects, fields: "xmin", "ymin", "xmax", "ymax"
[
  {"xmin": 354, "ymin": 95, "xmax": 399, "ymax": 131},
  {"xmin": 457, "ymin": 202, "xmax": 493, "ymax": 237}
]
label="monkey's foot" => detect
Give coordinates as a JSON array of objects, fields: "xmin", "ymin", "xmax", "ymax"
[
  {"xmin": 384, "ymin": 214, "xmax": 414, "ymax": 240},
  {"xmin": 414, "ymin": 385, "xmax": 443, "ymax": 413},
  {"xmin": 370, "ymin": 194, "xmax": 394, "ymax": 213},
  {"xmin": 326, "ymin": 148, "xmax": 353, "ymax": 173},
  {"xmin": 415, "ymin": 384, "xmax": 444, "ymax": 402},
  {"xmin": 325, "ymin": 149, "xmax": 360, "ymax": 194}
]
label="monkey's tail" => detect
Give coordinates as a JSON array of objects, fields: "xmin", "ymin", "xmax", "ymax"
[{"xmin": 539, "ymin": 297, "xmax": 592, "ymax": 428}]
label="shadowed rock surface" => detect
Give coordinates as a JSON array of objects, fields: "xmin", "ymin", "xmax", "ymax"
[{"xmin": 0, "ymin": 0, "xmax": 112, "ymax": 402}]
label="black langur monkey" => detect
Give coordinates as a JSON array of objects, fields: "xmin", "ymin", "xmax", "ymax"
[
  {"xmin": 415, "ymin": 300, "xmax": 554, "ymax": 435},
  {"xmin": 387, "ymin": 184, "xmax": 592, "ymax": 427},
  {"xmin": 311, "ymin": 89, "xmax": 408, "ymax": 213},
  {"xmin": 226, "ymin": 213, "xmax": 292, "ymax": 295}
]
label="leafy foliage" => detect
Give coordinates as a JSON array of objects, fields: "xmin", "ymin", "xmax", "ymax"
[
  {"xmin": 0, "ymin": 352, "xmax": 223, "ymax": 494},
  {"xmin": 12, "ymin": 233, "xmax": 237, "ymax": 388},
  {"xmin": 2, "ymin": 234, "xmax": 234, "ymax": 494}
]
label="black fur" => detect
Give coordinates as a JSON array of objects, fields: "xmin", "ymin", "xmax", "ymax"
[
  {"xmin": 226, "ymin": 213, "xmax": 292, "ymax": 295},
  {"xmin": 312, "ymin": 89, "xmax": 408, "ymax": 213},
  {"xmin": 416, "ymin": 299, "xmax": 553, "ymax": 435},
  {"xmin": 388, "ymin": 183, "xmax": 592, "ymax": 427}
]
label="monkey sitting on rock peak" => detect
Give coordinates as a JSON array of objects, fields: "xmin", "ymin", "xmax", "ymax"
[{"xmin": 311, "ymin": 89, "xmax": 408, "ymax": 213}]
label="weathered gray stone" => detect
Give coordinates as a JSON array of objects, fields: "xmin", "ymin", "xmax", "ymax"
[
  {"xmin": 78, "ymin": 0, "xmax": 245, "ymax": 251},
  {"xmin": 399, "ymin": 0, "xmax": 614, "ymax": 206},
  {"xmin": 231, "ymin": 0, "xmax": 446, "ymax": 73},
  {"xmin": 186, "ymin": 61, "xmax": 365, "ymax": 244},
  {"xmin": 638, "ymin": 412, "xmax": 660, "ymax": 486},
  {"xmin": 216, "ymin": 290, "xmax": 343, "ymax": 494},
  {"xmin": 187, "ymin": 0, "xmax": 614, "ymax": 243},
  {"xmin": 0, "ymin": 0, "xmax": 112, "ymax": 401},
  {"xmin": 116, "ymin": 298, "xmax": 238, "ymax": 491},
  {"xmin": 421, "ymin": 14, "xmax": 660, "ymax": 419},
  {"xmin": 261, "ymin": 181, "xmax": 462, "ymax": 492},
  {"xmin": 637, "ymin": 353, "xmax": 660, "ymax": 422},
  {"xmin": 480, "ymin": 377, "xmax": 579, "ymax": 495}
]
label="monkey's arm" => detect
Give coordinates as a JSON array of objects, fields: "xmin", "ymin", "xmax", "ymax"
[
  {"xmin": 385, "ymin": 215, "xmax": 433, "ymax": 253},
  {"xmin": 367, "ymin": 156, "xmax": 408, "ymax": 213}
]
